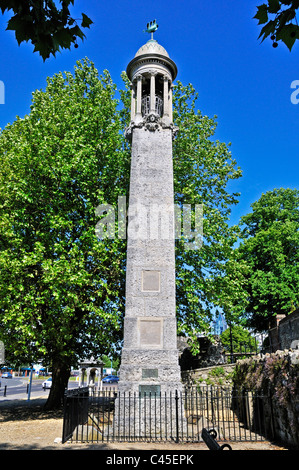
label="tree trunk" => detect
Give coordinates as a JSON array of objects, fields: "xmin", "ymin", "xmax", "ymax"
[{"xmin": 44, "ymin": 362, "xmax": 71, "ymax": 410}]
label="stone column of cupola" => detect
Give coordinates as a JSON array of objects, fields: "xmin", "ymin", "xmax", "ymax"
[
  {"xmin": 163, "ymin": 75, "xmax": 169, "ymax": 120},
  {"xmin": 169, "ymin": 84, "xmax": 173, "ymax": 123},
  {"xmin": 135, "ymin": 74, "xmax": 142, "ymax": 120},
  {"xmin": 130, "ymin": 83, "xmax": 136, "ymax": 121},
  {"xmin": 149, "ymin": 71, "xmax": 156, "ymax": 114},
  {"xmin": 129, "ymin": 72, "xmax": 172, "ymax": 123}
]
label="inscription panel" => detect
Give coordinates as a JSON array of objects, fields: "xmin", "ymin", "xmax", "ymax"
[
  {"xmin": 139, "ymin": 385, "xmax": 161, "ymax": 397},
  {"xmin": 142, "ymin": 270, "xmax": 160, "ymax": 292},
  {"xmin": 139, "ymin": 319, "xmax": 162, "ymax": 347},
  {"xmin": 142, "ymin": 368, "xmax": 159, "ymax": 379}
]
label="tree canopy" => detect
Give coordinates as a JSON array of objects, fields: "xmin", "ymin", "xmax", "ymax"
[
  {"xmin": 0, "ymin": 0, "xmax": 93, "ymax": 60},
  {"xmin": 255, "ymin": 1, "xmax": 299, "ymax": 50},
  {"xmin": 237, "ymin": 188, "xmax": 299, "ymax": 331},
  {"xmin": 171, "ymin": 82, "xmax": 246, "ymax": 343},
  {"xmin": 0, "ymin": 60, "xmax": 243, "ymax": 408},
  {"xmin": 0, "ymin": 59, "xmax": 130, "ymax": 407},
  {"xmin": 220, "ymin": 324, "xmax": 257, "ymax": 355}
]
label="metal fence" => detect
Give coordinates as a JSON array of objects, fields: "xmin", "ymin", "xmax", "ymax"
[{"xmin": 62, "ymin": 386, "xmax": 275, "ymax": 444}]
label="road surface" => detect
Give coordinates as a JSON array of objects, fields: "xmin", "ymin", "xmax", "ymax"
[
  {"xmin": 0, "ymin": 376, "xmax": 117, "ymax": 402},
  {"xmin": 0, "ymin": 376, "xmax": 78, "ymax": 402}
]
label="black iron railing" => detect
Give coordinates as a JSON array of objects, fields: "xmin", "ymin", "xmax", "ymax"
[
  {"xmin": 62, "ymin": 386, "xmax": 89, "ymax": 443},
  {"xmin": 62, "ymin": 386, "xmax": 274, "ymax": 444}
]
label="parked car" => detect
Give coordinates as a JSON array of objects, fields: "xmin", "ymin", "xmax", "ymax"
[
  {"xmin": 102, "ymin": 375, "xmax": 119, "ymax": 384},
  {"xmin": 42, "ymin": 377, "xmax": 52, "ymax": 390},
  {"xmin": 1, "ymin": 372, "xmax": 12, "ymax": 378}
]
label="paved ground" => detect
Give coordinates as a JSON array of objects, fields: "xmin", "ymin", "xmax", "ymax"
[{"xmin": 0, "ymin": 397, "xmax": 291, "ymax": 451}]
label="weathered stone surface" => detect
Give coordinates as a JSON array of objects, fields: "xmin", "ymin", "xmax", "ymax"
[
  {"xmin": 233, "ymin": 351, "xmax": 299, "ymax": 448},
  {"xmin": 116, "ymin": 37, "xmax": 185, "ymax": 437},
  {"xmin": 142, "ymin": 270, "xmax": 160, "ymax": 291},
  {"xmin": 139, "ymin": 318, "xmax": 162, "ymax": 346},
  {"xmin": 119, "ymin": 124, "xmax": 181, "ymax": 397}
]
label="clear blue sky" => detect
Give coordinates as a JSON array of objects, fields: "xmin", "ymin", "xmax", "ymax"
[{"xmin": 0, "ymin": 0, "xmax": 298, "ymax": 225}]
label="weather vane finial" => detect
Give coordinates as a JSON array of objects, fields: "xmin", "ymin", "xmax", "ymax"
[{"xmin": 144, "ymin": 19, "xmax": 159, "ymax": 40}]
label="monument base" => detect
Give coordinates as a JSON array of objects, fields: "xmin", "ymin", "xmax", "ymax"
[
  {"xmin": 113, "ymin": 360, "xmax": 187, "ymax": 440},
  {"xmin": 113, "ymin": 388, "xmax": 187, "ymax": 440}
]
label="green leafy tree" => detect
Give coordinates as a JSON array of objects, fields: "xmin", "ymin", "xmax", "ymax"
[
  {"xmin": 0, "ymin": 59, "xmax": 130, "ymax": 408},
  {"xmin": 117, "ymin": 76, "xmax": 246, "ymax": 345},
  {"xmin": 220, "ymin": 324, "xmax": 257, "ymax": 356},
  {"xmin": 0, "ymin": 0, "xmax": 93, "ymax": 60},
  {"xmin": 101, "ymin": 354, "xmax": 120, "ymax": 373},
  {"xmin": 254, "ymin": 1, "xmax": 299, "ymax": 50},
  {"xmin": 172, "ymin": 82, "xmax": 246, "ymax": 346},
  {"xmin": 0, "ymin": 64, "xmax": 243, "ymax": 409},
  {"xmin": 237, "ymin": 188, "xmax": 299, "ymax": 331}
]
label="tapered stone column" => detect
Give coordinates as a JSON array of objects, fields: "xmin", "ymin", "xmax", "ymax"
[
  {"xmin": 115, "ymin": 34, "xmax": 185, "ymax": 438},
  {"xmin": 119, "ymin": 124, "xmax": 181, "ymax": 396}
]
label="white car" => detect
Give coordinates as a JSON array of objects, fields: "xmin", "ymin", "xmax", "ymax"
[{"xmin": 42, "ymin": 377, "xmax": 52, "ymax": 390}]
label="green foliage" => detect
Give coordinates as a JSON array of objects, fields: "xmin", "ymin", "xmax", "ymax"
[
  {"xmin": 237, "ymin": 188, "xmax": 299, "ymax": 331},
  {"xmin": 0, "ymin": 0, "xmax": 93, "ymax": 60},
  {"xmin": 221, "ymin": 324, "xmax": 257, "ymax": 353},
  {"xmin": 254, "ymin": 1, "xmax": 299, "ymax": 51},
  {"xmin": 0, "ymin": 63, "xmax": 243, "ymax": 405},
  {"xmin": 101, "ymin": 354, "xmax": 120, "ymax": 371},
  {"xmin": 197, "ymin": 366, "xmax": 234, "ymax": 387},
  {"xmin": 0, "ymin": 59, "xmax": 130, "ymax": 376},
  {"xmin": 172, "ymin": 82, "xmax": 245, "ymax": 345}
]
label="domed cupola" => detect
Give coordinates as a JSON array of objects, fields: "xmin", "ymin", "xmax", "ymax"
[
  {"xmin": 134, "ymin": 38, "xmax": 170, "ymax": 58},
  {"xmin": 126, "ymin": 21, "xmax": 177, "ymax": 131}
]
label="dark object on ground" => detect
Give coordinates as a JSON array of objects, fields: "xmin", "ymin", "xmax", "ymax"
[{"xmin": 201, "ymin": 428, "xmax": 232, "ymax": 450}]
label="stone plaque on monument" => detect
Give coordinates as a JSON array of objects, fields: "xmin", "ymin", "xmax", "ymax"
[
  {"xmin": 139, "ymin": 319, "xmax": 162, "ymax": 347},
  {"xmin": 139, "ymin": 385, "xmax": 161, "ymax": 396},
  {"xmin": 142, "ymin": 368, "xmax": 159, "ymax": 378},
  {"xmin": 142, "ymin": 270, "xmax": 160, "ymax": 292}
]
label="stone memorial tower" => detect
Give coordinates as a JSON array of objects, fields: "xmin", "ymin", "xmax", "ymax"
[{"xmin": 118, "ymin": 23, "xmax": 183, "ymax": 400}]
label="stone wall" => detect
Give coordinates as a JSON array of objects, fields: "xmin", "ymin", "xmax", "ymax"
[
  {"xmin": 233, "ymin": 350, "xmax": 299, "ymax": 448},
  {"xmin": 269, "ymin": 309, "xmax": 299, "ymax": 351},
  {"xmin": 181, "ymin": 364, "xmax": 235, "ymax": 388},
  {"xmin": 178, "ymin": 336, "xmax": 226, "ymax": 371},
  {"xmin": 278, "ymin": 309, "xmax": 299, "ymax": 350}
]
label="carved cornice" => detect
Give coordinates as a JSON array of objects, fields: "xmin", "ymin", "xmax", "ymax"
[{"xmin": 125, "ymin": 114, "xmax": 179, "ymax": 140}]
